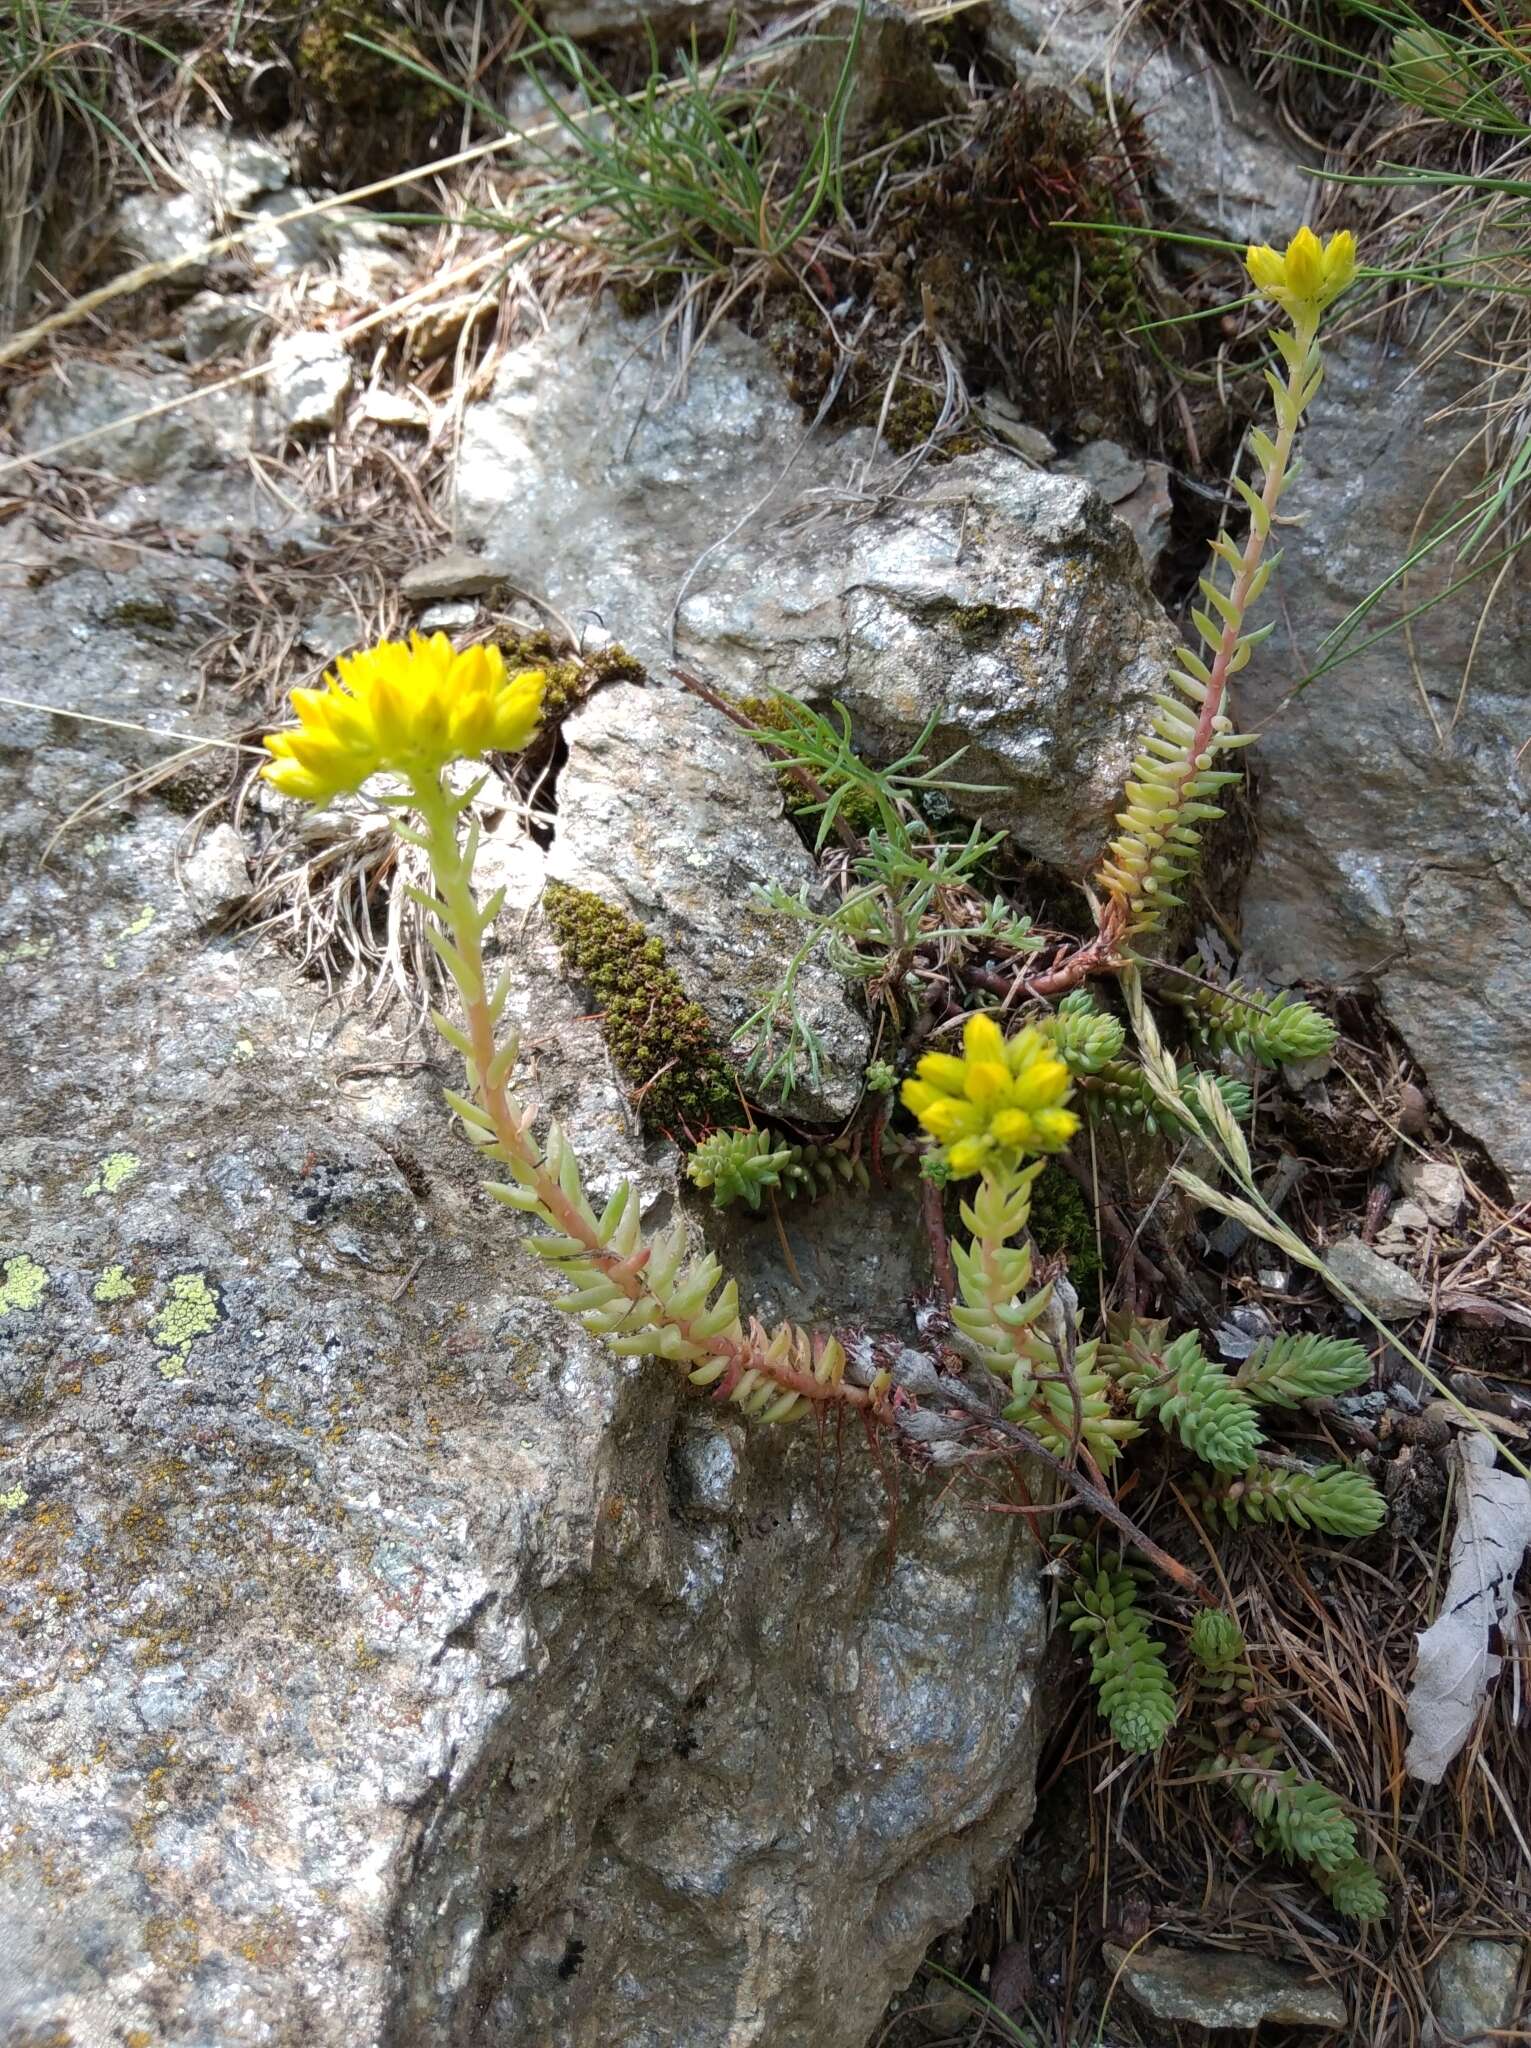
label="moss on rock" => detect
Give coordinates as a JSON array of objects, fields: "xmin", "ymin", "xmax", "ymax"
[
  {"xmin": 542, "ymin": 884, "xmax": 736, "ymax": 1135},
  {"xmin": 1027, "ymin": 1161, "xmax": 1103, "ymax": 1318},
  {"xmin": 499, "ymin": 632, "xmax": 646, "ymax": 726}
]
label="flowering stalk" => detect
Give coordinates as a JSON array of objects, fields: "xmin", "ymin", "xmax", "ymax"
[
  {"xmin": 258, "ymin": 632, "xmax": 888, "ymax": 1425},
  {"xmin": 403, "ymin": 768, "xmax": 889, "ymax": 1422},
  {"xmin": 1094, "ymin": 229, "xmax": 1355, "ymax": 943},
  {"xmin": 902, "ymin": 1016, "xmax": 1138, "ymax": 1471}
]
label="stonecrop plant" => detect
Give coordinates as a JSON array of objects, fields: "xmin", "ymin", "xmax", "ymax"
[{"xmin": 260, "ymin": 231, "xmax": 1386, "ymax": 1925}]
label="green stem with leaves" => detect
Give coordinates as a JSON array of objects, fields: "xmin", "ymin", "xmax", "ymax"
[{"xmin": 404, "ymin": 770, "xmax": 885, "ymax": 1421}]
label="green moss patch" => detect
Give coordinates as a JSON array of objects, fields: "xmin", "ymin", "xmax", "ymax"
[
  {"xmin": 1028, "ymin": 1161, "xmax": 1103, "ymax": 1319},
  {"xmin": 543, "ymin": 884, "xmax": 736, "ymax": 1135},
  {"xmin": 500, "ymin": 632, "xmax": 646, "ymax": 727}
]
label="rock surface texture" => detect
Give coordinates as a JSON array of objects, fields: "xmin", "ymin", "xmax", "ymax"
[
  {"xmin": 2, "ymin": 317, "xmax": 1058, "ymax": 2047},
  {"xmin": 1238, "ymin": 343, "xmax": 1531, "ymax": 1197},
  {"xmin": 985, "ymin": 0, "xmax": 1313, "ymax": 243},
  {"xmin": 1101, "ymin": 1942, "xmax": 1348, "ymax": 2030},
  {"xmin": 456, "ymin": 310, "xmax": 1174, "ymax": 874}
]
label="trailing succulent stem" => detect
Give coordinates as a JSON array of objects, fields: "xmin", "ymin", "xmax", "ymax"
[
  {"xmin": 1036, "ymin": 991, "xmax": 1251, "ymax": 1138},
  {"xmin": 685, "ymin": 1127, "xmax": 870, "ymax": 1210},
  {"xmin": 1232, "ymin": 1333, "xmax": 1371, "ymax": 1408},
  {"xmin": 409, "ymin": 772, "xmax": 891, "ymax": 1425},
  {"xmin": 1065, "ymin": 1561, "xmax": 1178, "ymax": 1754},
  {"xmin": 1196, "ymin": 1459, "xmax": 1386, "ymax": 1536},
  {"xmin": 1173, "ymin": 975, "xmax": 1338, "ymax": 1065},
  {"xmin": 1101, "ymin": 1318, "xmax": 1261, "ymax": 1472},
  {"xmin": 1216, "ymin": 1743, "xmax": 1364, "ymax": 1869},
  {"xmin": 948, "ymin": 1164, "xmax": 1140, "ymax": 1469}
]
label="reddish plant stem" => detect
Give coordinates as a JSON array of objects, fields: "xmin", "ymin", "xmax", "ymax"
[{"xmin": 414, "ymin": 771, "xmax": 877, "ymax": 1414}]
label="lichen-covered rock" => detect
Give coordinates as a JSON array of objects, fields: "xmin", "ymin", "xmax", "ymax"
[
  {"xmin": 1, "ymin": 340, "xmax": 1050, "ymax": 2048},
  {"xmin": 1236, "ymin": 342, "xmax": 1531, "ymax": 1197}
]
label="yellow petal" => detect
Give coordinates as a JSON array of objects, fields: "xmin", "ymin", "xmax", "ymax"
[
  {"xmin": 1321, "ymin": 229, "xmax": 1357, "ymax": 300},
  {"xmin": 492, "ymin": 671, "xmax": 545, "ymax": 753},
  {"xmin": 1282, "ymin": 225, "xmax": 1324, "ymax": 301},
  {"xmin": 1009, "ymin": 1056, "xmax": 1071, "ymax": 1113},
  {"xmin": 946, "ymin": 1137, "xmax": 991, "ymax": 1177},
  {"xmin": 919, "ymin": 1098, "xmax": 985, "ymax": 1142},
  {"xmin": 913, "ymin": 1052, "xmax": 967, "ymax": 1095},
  {"xmin": 1245, "ymin": 243, "xmax": 1284, "ymax": 292},
  {"xmin": 963, "ymin": 1012, "xmax": 1006, "ymax": 1068},
  {"xmin": 1032, "ymin": 1108, "xmax": 1081, "ymax": 1150},
  {"xmin": 990, "ymin": 1109, "xmax": 1034, "ymax": 1149},
  {"xmin": 261, "ymin": 760, "xmax": 326, "ymax": 800},
  {"xmin": 963, "ymin": 1059, "xmax": 1010, "ymax": 1107}
]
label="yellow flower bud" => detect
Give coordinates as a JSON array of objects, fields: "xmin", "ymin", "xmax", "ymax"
[{"xmin": 1244, "ymin": 227, "xmax": 1358, "ymax": 318}]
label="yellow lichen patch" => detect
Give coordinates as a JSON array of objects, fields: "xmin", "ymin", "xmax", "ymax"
[
  {"xmin": 86, "ymin": 1151, "xmax": 140, "ymax": 1197},
  {"xmin": 0, "ymin": 1255, "xmax": 50, "ymax": 1314},
  {"xmin": 1, "ymin": 1485, "xmax": 27, "ymax": 1514},
  {"xmin": 93, "ymin": 1265, "xmax": 138, "ymax": 1304},
  {"xmin": 0, "ymin": 934, "xmax": 53, "ymax": 966},
  {"xmin": 151, "ymin": 1273, "xmax": 220, "ymax": 1379},
  {"xmin": 103, "ymin": 903, "xmax": 156, "ymax": 966}
]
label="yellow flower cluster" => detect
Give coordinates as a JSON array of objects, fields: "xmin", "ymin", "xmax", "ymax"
[
  {"xmin": 1245, "ymin": 226, "xmax": 1357, "ymax": 318},
  {"xmin": 902, "ymin": 1014, "xmax": 1079, "ymax": 1180},
  {"xmin": 262, "ymin": 633, "xmax": 545, "ymax": 803}
]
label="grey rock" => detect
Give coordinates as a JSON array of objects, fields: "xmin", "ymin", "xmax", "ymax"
[
  {"xmin": 683, "ymin": 450, "xmax": 1176, "ymax": 872},
  {"xmin": 1324, "ymin": 1235, "xmax": 1430, "ymax": 1320},
  {"xmin": 1053, "ymin": 438, "xmax": 1145, "ymax": 504},
  {"xmin": 549, "ymin": 681, "xmax": 872, "ymax": 1120},
  {"xmin": 401, "ymin": 547, "xmax": 509, "ymax": 603},
  {"xmin": 180, "ymin": 128, "xmax": 292, "ymax": 211},
  {"xmin": 182, "ymin": 822, "xmax": 251, "ymax": 921},
  {"xmin": 361, "ymin": 386, "xmax": 430, "ymax": 429},
  {"xmin": 1102, "ymin": 1941, "xmax": 1348, "ymax": 2029},
  {"xmin": 456, "ymin": 308, "xmax": 816, "ymax": 670},
  {"xmin": 974, "ymin": 395, "xmax": 1056, "ymax": 464},
  {"xmin": 1402, "ymin": 1159, "xmax": 1467, "ymax": 1228},
  {"xmin": 12, "ymin": 359, "xmax": 255, "ymax": 482},
  {"xmin": 245, "ymin": 187, "xmax": 334, "ymax": 275},
  {"xmin": 457, "ymin": 302, "xmax": 1175, "ymax": 872},
  {"xmin": 1054, "ymin": 440, "xmax": 1172, "ymax": 581},
  {"xmin": 179, "ymin": 289, "xmax": 267, "ymax": 364},
  {"xmin": 265, "ymin": 331, "xmax": 352, "ymax": 434},
  {"xmin": 1238, "ymin": 343, "xmax": 1531, "ymax": 1198},
  {"xmin": 1, "ymin": 334, "xmax": 1052, "ymax": 2048},
  {"xmin": 986, "ymin": 0, "xmax": 1314, "ymax": 244},
  {"xmin": 301, "ymin": 607, "xmax": 362, "ymax": 660},
  {"xmin": 419, "ymin": 599, "xmax": 481, "ymax": 632},
  {"xmin": 114, "ymin": 132, "xmax": 293, "ymax": 283},
  {"xmin": 1431, "ymin": 1938, "xmax": 1526, "ymax": 2041},
  {"xmin": 1118, "ymin": 461, "xmax": 1173, "ymax": 584},
  {"xmin": 115, "ymin": 187, "xmax": 214, "ymax": 280}
]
